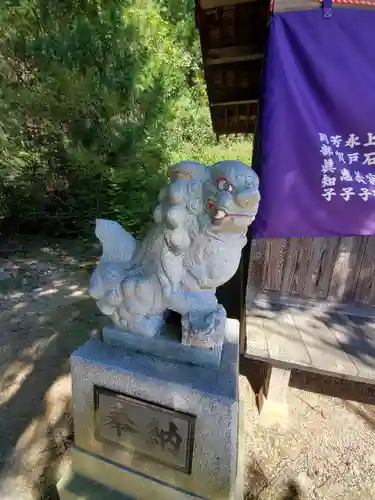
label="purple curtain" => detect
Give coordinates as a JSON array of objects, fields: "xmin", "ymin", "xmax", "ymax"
[{"xmin": 252, "ymin": 7, "xmax": 375, "ymax": 238}]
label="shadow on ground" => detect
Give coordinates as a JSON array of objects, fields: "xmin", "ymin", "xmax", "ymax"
[{"xmin": 0, "ymin": 236, "xmax": 105, "ymax": 500}]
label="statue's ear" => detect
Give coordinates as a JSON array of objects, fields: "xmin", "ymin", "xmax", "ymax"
[{"xmin": 168, "ymin": 161, "xmax": 207, "ymax": 181}]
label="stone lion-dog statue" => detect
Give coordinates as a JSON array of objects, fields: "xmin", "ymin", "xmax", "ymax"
[{"xmin": 89, "ymin": 160, "xmax": 260, "ymax": 348}]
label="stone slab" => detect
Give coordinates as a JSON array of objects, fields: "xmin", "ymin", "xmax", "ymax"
[
  {"xmin": 71, "ymin": 319, "xmax": 240, "ymax": 500},
  {"xmin": 58, "ymin": 446, "xmax": 204, "ymax": 500},
  {"xmin": 102, "ymin": 321, "xmax": 224, "ymax": 369},
  {"xmin": 58, "ymin": 469, "xmax": 134, "ymax": 500}
]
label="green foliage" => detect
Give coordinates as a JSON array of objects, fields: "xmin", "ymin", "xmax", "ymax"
[{"xmin": 0, "ymin": 0, "xmax": 251, "ymax": 237}]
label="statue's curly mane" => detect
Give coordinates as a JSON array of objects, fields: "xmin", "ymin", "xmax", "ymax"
[{"xmin": 153, "ymin": 175, "xmax": 205, "ymax": 255}]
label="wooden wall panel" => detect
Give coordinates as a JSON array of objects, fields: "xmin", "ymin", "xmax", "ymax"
[
  {"xmin": 279, "ymin": 238, "xmax": 302, "ymax": 296},
  {"xmin": 311, "ymin": 238, "xmax": 340, "ymax": 299},
  {"xmin": 264, "ymin": 238, "xmax": 288, "ymax": 292},
  {"xmin": 247, "ymin": 238, "xmax": 268, "ymax": 292},
  {"xmin": 248, "ymin": 236, "xmax": 375, "ymax": 306},
  {"xmin": 353, "ymin": 238, "xmax": 375, "ymax": 304},
  {"xmin": 302, "ymin": 237, "xmax": 325, "ymax": 297},
  {"xmin": 328, "ymin": 237, "xmax": 367, "ymax": 303}
]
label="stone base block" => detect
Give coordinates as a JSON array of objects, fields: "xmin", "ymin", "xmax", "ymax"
[
  {"xmin": 57, "ymin": 446, "xmax": 201, "ymax": 500},
  {"xmin": 102, "ymin": 319, "xmax": 224, "ymax": 369},
  {"xmin": 58, "ymin": 469, "xmax": 133, "ymax": 500},
  {"xmin": 69, "ymin": 319, "xmax": 241, "ymax": 500}
]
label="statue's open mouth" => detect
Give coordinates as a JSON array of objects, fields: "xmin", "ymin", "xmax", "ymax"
[{"xmin": 207, "ymin": 201, "xmax": 248, "ymax": 224}]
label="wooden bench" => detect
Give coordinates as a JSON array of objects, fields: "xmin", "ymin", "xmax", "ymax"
[{"xmin": 244, "ymin": 236, "xmax": 375, "ymax": 418}]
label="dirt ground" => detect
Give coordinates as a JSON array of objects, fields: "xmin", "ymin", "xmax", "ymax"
[
  {"xmin": 240, "ymin": 365, "xmax": 375, "ymax": 500},
  {"xmin": 0, "ymin": 237, "xmax": 374, "ymax": 500}
]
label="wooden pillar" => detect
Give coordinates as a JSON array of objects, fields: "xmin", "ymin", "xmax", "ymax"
[{"xmin": 258, "ymin": 365, "xmax": 291, "ymax": 423}]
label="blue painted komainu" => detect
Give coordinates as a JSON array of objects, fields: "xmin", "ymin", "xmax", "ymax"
[{"xmin": 89, "ymin": 160, "xmax": 260, "ymax": 347}]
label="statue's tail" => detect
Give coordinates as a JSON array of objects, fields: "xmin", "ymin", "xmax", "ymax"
[
  {"xmin": 95, "ymin": 219, "xmax": 136, "ymax": 262},
  {"xmin": 88, "ymin": 219, "xmax": 136, "ymax": 300}
]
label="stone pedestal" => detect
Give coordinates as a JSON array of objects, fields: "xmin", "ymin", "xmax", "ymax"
[{"xmin": 58, "ymin": 319, "xmax": 243, "ymax": 500}]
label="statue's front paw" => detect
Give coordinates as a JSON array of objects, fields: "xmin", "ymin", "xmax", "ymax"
[
  {"xmin": 137, "ymin": 314, "xmax": 164, "ymax": 337},
  {"xmin": 181, "ymin": 305, "xmax": 226, "ymax": 349}
]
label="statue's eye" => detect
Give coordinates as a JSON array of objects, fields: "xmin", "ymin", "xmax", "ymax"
[{"xmin": 216, "ymin": 178, "xmax": 234, "ymax": 192}]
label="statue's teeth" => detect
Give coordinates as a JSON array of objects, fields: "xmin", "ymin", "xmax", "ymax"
[{"xmin": 214, "ymin": 210, "xmax": 226, "ymax": 219}]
